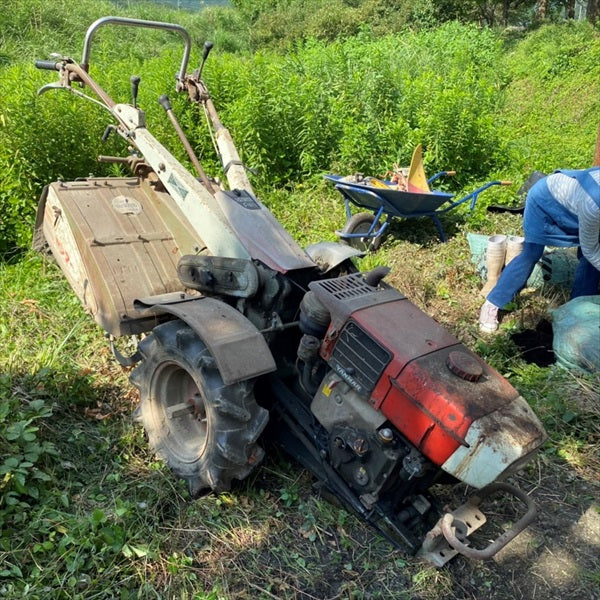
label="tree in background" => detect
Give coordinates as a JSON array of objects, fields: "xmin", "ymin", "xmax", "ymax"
[
  {"xmin": 432, "ymin": 0, "xmax": 600, "ymax": 25},
  {"xmin": 230, "ymin": 0, "xmax": 600, "ymax": 31}
]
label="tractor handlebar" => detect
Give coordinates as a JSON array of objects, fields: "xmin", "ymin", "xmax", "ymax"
[
  {"xmin": 81, "ymin": 16, "xmax": 191, "ymax": 87},
  {"xmin": 35, "ymin": 60, "xmax": 61, "ymax": 71}
]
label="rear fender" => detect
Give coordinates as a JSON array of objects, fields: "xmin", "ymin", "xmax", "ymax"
[
  {"xmin": 143, "ymin": 297, "xmax": 276, "ymax": 385},
  {"xmin": 305, "ymin": 241, "xmax": 364, "ymax": 273}
]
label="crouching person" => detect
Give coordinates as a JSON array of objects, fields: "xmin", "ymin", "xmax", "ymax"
[{"xmin": 479, "ymin": 167, "xmax": 600, "ymax": 333}]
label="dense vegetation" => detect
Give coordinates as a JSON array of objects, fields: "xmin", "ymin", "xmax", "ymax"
[
  {"xmin": 0, "ymin": 0, "xmax": 598, "ymax": 598},
  {"xmin": 1, "ymin": 0, "xmax": 599, "ymax": 252}
]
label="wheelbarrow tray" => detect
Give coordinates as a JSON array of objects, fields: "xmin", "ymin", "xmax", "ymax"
[{"xmin": 325, "ymin": 175, "xmax": 454, "ymax": 215}]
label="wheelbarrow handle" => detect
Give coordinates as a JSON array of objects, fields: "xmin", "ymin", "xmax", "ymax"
[
  {"xmin": 464, "ymin": 180, "xmax": 511, "ymax": 210},
  {"xmin": 427, "ymin": 170, "xmax": 456, "ymax": 185}
]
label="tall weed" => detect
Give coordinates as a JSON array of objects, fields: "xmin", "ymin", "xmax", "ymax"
[{"xmin": 209, "ymin": 24, "xmax": 506, "ymax": 187}]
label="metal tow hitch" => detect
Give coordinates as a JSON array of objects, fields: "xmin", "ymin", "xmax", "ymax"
[{"xmin": 418, "ymin": 482, "xmax": 537, "ymax": 567}]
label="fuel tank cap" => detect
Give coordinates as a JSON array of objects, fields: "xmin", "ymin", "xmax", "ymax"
[{"xmin": 446, "ymin": 350, "xmax": 483, "ymax": 382}]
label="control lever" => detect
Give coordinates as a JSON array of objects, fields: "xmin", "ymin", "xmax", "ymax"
[
  {"xmin": 158, "ymin": 95, "xmax": 214, "ymax": 193},
  {"xmin": 102, "ymin": 125, "xmax": 117, "ymax": 142},
  {"xmin": 197, "ymin": 41, "xmax": 213, "ymax": 80},
  {"xmin": 130, "ymin": 75, "xmax": 140, "ymax": 108}
]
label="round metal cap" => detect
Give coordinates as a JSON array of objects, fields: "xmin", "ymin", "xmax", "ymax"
[{"xmin": 446, "ymin": 351, "xmax": 483, "ymax": 382}]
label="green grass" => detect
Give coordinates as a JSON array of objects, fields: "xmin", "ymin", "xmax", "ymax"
[
  {"xmin": 2, "ymin": 230, "xmax": 598, "ymax": 599},
  {"xmin": 2, "ymin": 5, "xmax": 599, "ymax": 253},
  {"xmin": 1, "ymin": 1, "xmax": 599, "ymax": 597}
]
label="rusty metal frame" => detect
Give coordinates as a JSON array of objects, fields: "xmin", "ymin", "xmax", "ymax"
[{"xmin": 419, "ymin": 481, "xmax": 537, "ymax": 566}]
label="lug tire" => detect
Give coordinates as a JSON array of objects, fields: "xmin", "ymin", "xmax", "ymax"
[
  {"xmin": 130, "ymin": 320, "xmax": 269, "ymax": 496},
  {"xmin": 341, "ymin": 212, "xmax": 383, "ymax": 252}
]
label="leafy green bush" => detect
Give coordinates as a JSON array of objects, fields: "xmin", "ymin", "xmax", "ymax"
[
  {"xmin": 211, "ymin": 23, "xmax": 505, "ymax": 186},
  {"xmin": 0, "ymin": 65, "xmax": 106, "ymax": 252},
  {"xmin": 232, "ymin": 0, "xmax": 443, "ymax": 50},
  {"xmin": 0, "ymin": 18, "xmax": 508, "ymax": 252},
  {"xmin": 0, "ymin": 388, "xmax": 57, "ymax": 522},
  {"xmin": 1, "ymin": 1, "xmax": 599, "ymax": 255}
]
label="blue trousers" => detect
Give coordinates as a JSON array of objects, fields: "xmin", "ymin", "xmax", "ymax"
[
  {"xmin": 487, "ymin": 244, "xmax": 600, "ymax": 308},
  {"xmin": 487, "ymin": 177, "xmax": 600, "ymax": 308}
]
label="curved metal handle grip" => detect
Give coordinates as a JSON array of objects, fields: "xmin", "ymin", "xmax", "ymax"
[
  {"xmin": 81, "ymin": 16, "xmax": 191, "ymax": 85},
  {"xmin": 440, "ymin": 482, "xmax": 537, "ymax": 560}
]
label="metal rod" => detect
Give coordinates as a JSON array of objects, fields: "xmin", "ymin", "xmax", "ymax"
[
  {"xmin": 159, "ymin": 95, "xmax": 215, "ymax": 193},
  {"xmin": 65, "ymin": 63, "xmax": 116, "ymax": 109}
]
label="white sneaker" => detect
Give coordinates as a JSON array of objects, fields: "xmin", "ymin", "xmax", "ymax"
[{"xmin": 479, "ymin": 300, "xmax": 499, "ymax": 333}]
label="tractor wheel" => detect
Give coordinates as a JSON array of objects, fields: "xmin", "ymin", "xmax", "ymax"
[
  {"xmin": 340, "ymin": 212, "xmax": 383, "ymax": 252},
  {"xmin": 130, "ymin": 319, "xmax": 269, "ymax": 496}
]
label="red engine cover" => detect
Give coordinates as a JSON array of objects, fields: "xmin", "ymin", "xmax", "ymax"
[{"xmin": 346, "ymin": 299, "xmax": 520, "ymax": 465}]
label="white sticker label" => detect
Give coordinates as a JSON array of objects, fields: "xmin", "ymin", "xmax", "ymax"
[{"xmin": 111, "ymin": 195, "xmax": 142, "ymax": 215}]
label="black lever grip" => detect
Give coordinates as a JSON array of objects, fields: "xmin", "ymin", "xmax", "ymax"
[
  {"xmin": 34, "ymin": 60, "xmax": 60, "ymax": 71},
  {"xmin": 203, "ymin": 41, "xmax": 214, "ymax": 61},
  {"xmin": 102, "ymin": 126, "xmax": 114, "ymax": 142},
  {"xmin": 158, "ymin": 95, "xmax": 172, "ymax": 112},
  {"xmin": 130, "ymin": 75, "xmax": 140, "ymax": 108}
]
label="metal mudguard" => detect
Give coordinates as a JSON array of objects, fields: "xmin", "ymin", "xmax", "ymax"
[
  {"xmin": 140, "ymin": 297, "xmax": 277, "ymax": 384},
  {"xmin": 34, "ymin": 177, "xmax": 203, "ymax": 336},
  {"xmin": 305, "ymin": 241, "xmax": 364, "ymax": 272}
]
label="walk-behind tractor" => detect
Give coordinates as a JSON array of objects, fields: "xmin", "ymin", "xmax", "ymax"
[{"xmin": 33, "ymin": 17, "xmax": 546, "ymax": 566}]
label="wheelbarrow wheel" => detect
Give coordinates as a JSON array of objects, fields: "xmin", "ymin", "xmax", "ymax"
[{"xmin": 341, "ymin": 212, "xmax": 384, "ymax": 252}]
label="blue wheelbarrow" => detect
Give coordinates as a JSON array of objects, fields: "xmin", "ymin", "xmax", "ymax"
[{"xmin": 325, "ymin": 152, "xmax": 511, "ymax": 250}]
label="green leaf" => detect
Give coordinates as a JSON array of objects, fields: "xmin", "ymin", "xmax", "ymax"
[
  {"xmin": 22, "ymin": 430, "xmax": 38, "ymax": 442},
  {"xmin": 130, "ymin": 544, "xmax": 150, "ymax": 558},
  {"xmin": 91, "ymin": 508, "xmax": 105, "ymax": 526},
  {"xmin": 33, "ymin": 470, "xmax": 52, "ymax": 482},
  {"xmin": 3, "ymin": 457, "xmax": 20, "ymax": 469},
  {"xmin": 28, "ymin": 399, "xmax": 49, "ymax": 413}
]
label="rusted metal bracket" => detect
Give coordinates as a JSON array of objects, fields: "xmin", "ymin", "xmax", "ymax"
[{"xmin": 418, "ymin": 482, "xmax": 537, "ymax": 567}]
